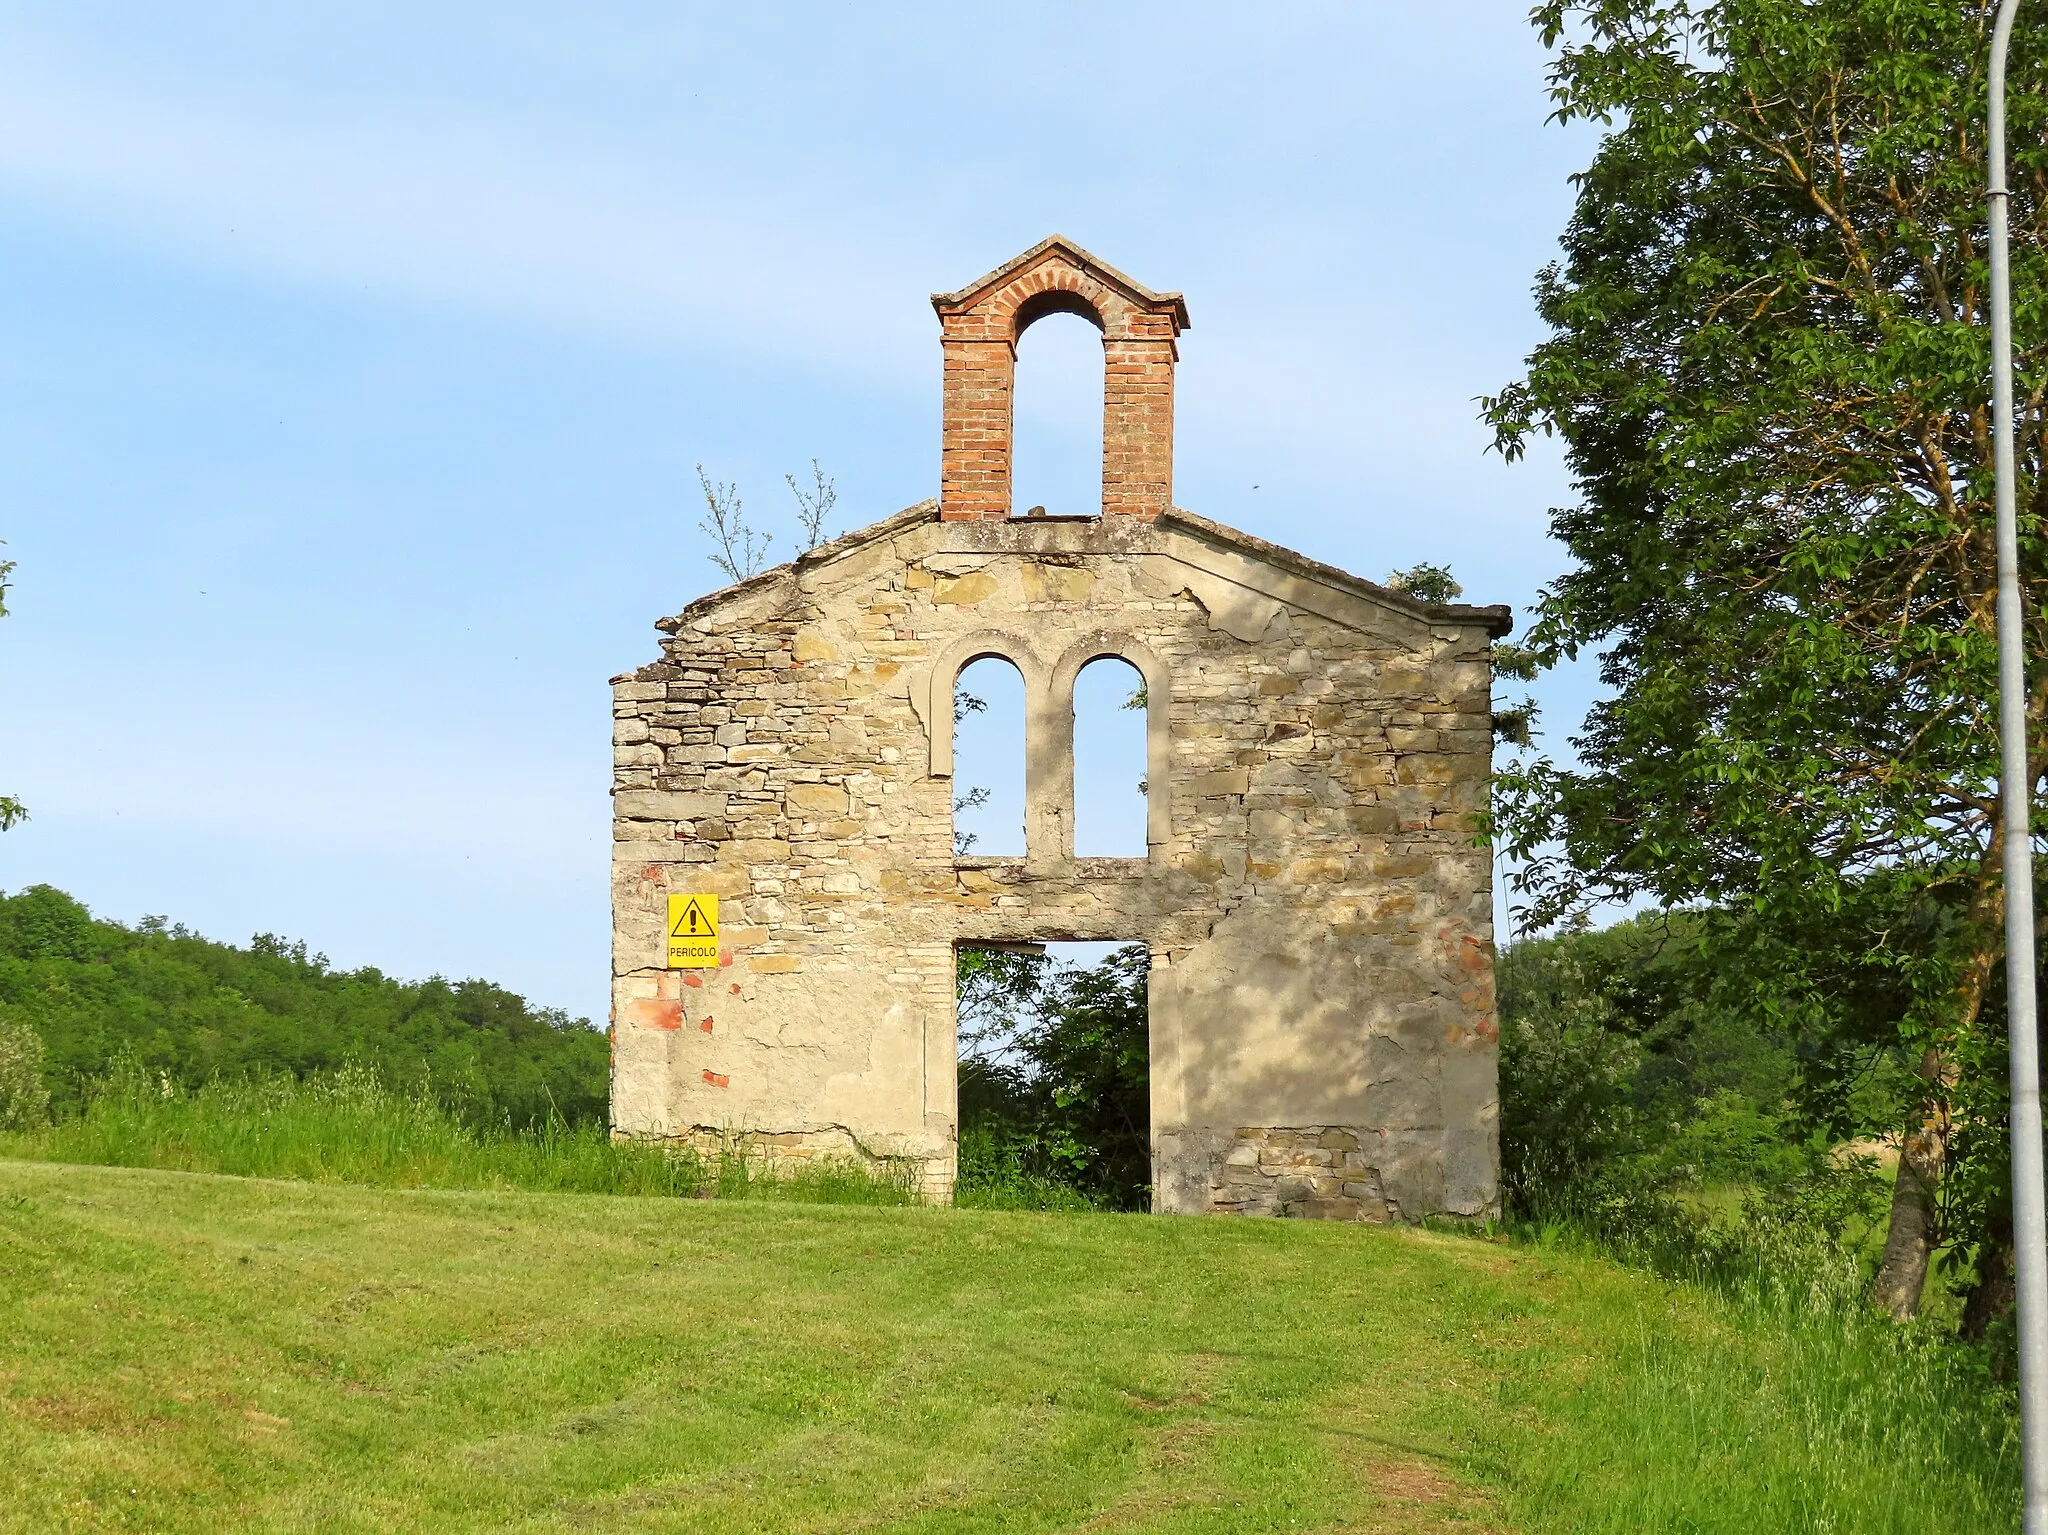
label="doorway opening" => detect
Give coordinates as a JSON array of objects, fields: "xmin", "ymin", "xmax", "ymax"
[{"xmin": 954, "ymin": 938, "xmax": 1150, "ymax": 1212}]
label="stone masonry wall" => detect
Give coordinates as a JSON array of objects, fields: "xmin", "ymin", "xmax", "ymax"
[{"xmin": 610, "ymin": 505, "xmax": 1508, "ymax": 1219}]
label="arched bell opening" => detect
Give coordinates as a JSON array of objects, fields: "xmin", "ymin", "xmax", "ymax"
[{"xmin": 1010, "ymin": 308, "xmax": 1106, "ymax": 520}]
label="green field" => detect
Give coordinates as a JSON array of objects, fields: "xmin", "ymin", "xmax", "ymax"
[{"xmin": 0, "ymin": 1158, "xmax": 2017, "ymax": 1534}]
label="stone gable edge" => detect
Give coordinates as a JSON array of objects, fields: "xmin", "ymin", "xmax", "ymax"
[{"xmin": 613, "ymin": 499, "xmax": 1511, "ymax": 684}]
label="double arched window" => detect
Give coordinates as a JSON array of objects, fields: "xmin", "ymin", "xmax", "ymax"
[{"xmin": 927, "ymin": 632, "xmax": 1170, "ymax": 862}]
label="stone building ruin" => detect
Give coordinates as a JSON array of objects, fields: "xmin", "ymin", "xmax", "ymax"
[{"xmin": 610, "ymin": 237, "xmax": 1510, "ymax": 1220}]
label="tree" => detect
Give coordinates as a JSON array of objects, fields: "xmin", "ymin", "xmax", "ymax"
[
  {"xmin": 0, "ymin": 543, "xmax": 24, "ymax": 832},
  {"xmin": 1497, "ymin": 910, "xmax": 1822, "ymax": 1210},
  {"xmin": 1485, "ymin": 1, "xmax": 2048, "ymax": 1319},
  {"xmin": 0, "ymin": 886, "xmax": 610, "ymax": 1127}
]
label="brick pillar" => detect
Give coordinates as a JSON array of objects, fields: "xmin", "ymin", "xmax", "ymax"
[
  {"xmin": 939, "ymin": 326, "xmax": 1015, "ymax": 521},
  {"xmin": 934, "ymin": 241, "xmax": 1186, "ymax": 523},
  {"xmin": 1101, "ymin": 318, "xmax": 1178, "ymax": 522}
]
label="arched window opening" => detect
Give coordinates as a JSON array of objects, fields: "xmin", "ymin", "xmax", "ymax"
[
  {"xmin": 1011, "ymin": 310, "xmax": 1104, "ymax": 518},
  {"xmin": 1073, "ymin": 656, "xmax": 1148, "ymax": 857},
  {"xmin": 952, "ymin": 655, "xmax": 1026, "ymax": 857}
]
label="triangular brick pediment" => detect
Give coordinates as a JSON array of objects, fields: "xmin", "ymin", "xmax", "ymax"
[{"xmin": 930, "ymin": 235, "xmax": 1189, "ymax": 331}]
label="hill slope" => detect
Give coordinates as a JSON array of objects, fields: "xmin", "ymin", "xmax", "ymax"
[
  {"xmin": 0, "ymin": 885, "xmax": 607, "ymax": 1125},
  {"xmin": 0, "ymin": 1160, "xmax": 2015, "ymax": 1534}
]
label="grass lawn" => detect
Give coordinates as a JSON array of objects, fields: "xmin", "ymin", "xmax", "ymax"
[{"xmin": 0, "ymin": 1159, "xmax": 2018, "ymax": 1534}]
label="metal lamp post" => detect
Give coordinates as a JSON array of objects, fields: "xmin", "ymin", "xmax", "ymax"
[{"xmin": 1989, "ymin": 1, "xmax": 2048, "ymax": 1526}]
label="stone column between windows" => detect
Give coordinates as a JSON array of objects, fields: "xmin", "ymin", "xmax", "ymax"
[{"xmin": 1025, "ymin": 670, "xmax": 1072, "ymax": 866}]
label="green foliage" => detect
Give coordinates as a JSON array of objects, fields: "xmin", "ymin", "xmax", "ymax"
[
  {"xmin": 1487, "ymin": 0, "xmax": 2048, "ymax": 1287},
  {"xmin": 0, "ymin": 885, "xmax": 609, "ymax": 1128},
  {"xmin": 952, "ymin": 1121, "xmax": 1106, "ymax": 1211},
  {"xmin": 954, "ymin": 943, "xmax": 1151, "ymax": 1211},
  {"xmin": 0, "ymin": 1062, "xmax": 918, "ymax": 1205},
  {"xmin": 1499, "ymin": 913, "xmax": 1818, "ymax": 1205},
  {"xmin": 1496, "ymin": 910, "xmax": 1930, "ymax": 1364}
]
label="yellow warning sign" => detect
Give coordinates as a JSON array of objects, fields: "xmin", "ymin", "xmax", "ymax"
[{"xmin": 666, "ymin": 894, "xmax": 720, "ymax": 969}]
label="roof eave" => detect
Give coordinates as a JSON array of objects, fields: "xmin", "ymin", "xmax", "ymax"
[{"xmin": 1159, "ymin": 507, "xmax": 1514, "ymax": 638}]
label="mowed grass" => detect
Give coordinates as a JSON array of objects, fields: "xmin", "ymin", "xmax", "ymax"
[{"xmin": 0, "ymin": 1160, "xmax": 2019, "ymax": 1535}]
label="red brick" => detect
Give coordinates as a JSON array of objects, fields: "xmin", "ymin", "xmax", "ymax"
[
  {"xmin": 935, "ymin": 242, "xmax": 1186, "ymax": 520},
  {"xmin": 621, "ymin": 998, "xmax": 684, "ymax": 1031}
]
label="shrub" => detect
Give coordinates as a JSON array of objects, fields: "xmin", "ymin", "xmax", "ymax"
[{"xmin": 0, "ymin": 1014, "xmax": 49, "ymax": 1130}]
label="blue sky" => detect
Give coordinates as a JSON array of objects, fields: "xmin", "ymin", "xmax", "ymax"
[{"xmin": 0, "ymin": 3, "xmax": 1598, "ymax": 1023}]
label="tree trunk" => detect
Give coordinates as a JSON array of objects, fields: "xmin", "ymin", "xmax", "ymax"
[
  {"xmin": 1870, "ymin": 885, "xmax": 2004, "ymax": 1322},
  {"xmin": 1872, "ymin": 1081, "xmax": 1948, "ymax": 1321},
  {"xmin": 1962, "ymin": 1204, "xmax": 2017, "ymax": 1344}
]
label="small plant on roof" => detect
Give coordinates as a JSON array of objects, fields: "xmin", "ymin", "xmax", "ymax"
[
  {"xmin": 1383, "ymin": 561, "xmax": 1463, "ymax": 605},
  {"xmin": 698, "ymin": 466, "xmax": 772, "ymax": 583}
]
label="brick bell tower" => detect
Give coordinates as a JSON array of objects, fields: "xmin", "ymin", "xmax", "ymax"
[{"xmin": 932, "ymin": 235, "xmax": 1190, "ymax": 523}]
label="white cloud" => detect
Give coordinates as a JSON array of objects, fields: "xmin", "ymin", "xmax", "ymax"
[{"xmin": 0, "ymin": 63, "xmax": 935, "ymax": 379}]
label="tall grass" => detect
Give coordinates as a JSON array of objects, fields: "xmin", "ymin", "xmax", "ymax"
[
  {"xmin": 1490, "ymin": 1253, "xmax": 2019, "ymax": 1530},
  {"xmin": 1480, "ymin": 1182, "xmax": 2020, "ymax": 1531},
  {"xmin": 0, "ymin": 1063, "xmax": 919, "ymax": 1205},
  {"xmin": 0, "ymin": 1063, "xmax": 1111, "ymax": 1212}
]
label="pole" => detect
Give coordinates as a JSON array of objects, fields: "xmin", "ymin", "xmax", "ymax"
[{"xmin": 1991, "ymin": 2, "xmax": 2048, "ymax": 1526}]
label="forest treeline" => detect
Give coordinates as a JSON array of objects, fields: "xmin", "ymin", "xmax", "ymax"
[{"xmin": 0, "ymin": 885, "xmax": 608, "ymax": 1127}]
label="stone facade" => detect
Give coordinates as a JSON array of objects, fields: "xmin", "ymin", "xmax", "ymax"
[{"xmin": 610, "ymin": 238, "xmax": 1510, "ymax": 1220}]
